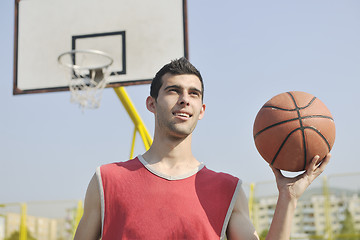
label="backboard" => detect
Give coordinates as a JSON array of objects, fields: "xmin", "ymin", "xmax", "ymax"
[{"xmin": 13, "ymin": 0, "xmax": 188, "ymax": 95}]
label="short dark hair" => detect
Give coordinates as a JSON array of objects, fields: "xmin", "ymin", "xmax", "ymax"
[{"xmin": 150, "ymin": 57, "xmax": 204, "ymax": 100}]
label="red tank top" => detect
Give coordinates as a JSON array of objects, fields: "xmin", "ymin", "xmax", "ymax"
[{"xmin": 96, "ymin": 156, "xmax": 241, "ymax": 240}]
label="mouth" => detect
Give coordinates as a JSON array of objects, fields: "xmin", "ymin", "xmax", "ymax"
[{"xmin": 173, "ymin": 111, "xmax": 192, "ymax": 118}]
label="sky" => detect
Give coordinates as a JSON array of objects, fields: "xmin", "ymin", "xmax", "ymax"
[{"xmin": 1, "ymin": 0, "xmax": 360, "ymax": 204}]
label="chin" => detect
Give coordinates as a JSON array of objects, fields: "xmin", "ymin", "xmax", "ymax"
[{"xmin": 168, "ymin": 127, "xmax": 193, "ymax": 139}]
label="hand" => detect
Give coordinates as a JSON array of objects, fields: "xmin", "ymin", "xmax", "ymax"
[{"xmin": 270, "ymin": 153, "xmax": 331, "ymax": 200}]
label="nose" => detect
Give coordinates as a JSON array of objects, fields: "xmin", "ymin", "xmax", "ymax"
[{"xmin": 178, "ymin": 92, "xmax": 190, "ymax": 106}]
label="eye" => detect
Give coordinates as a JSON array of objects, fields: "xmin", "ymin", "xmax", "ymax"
[
  {"xmin": 190, "ymin": 91, "xmax": 201, "ymax": 97},
  {"xmin": 168, "ymin": 88, "xmax": 179, "ymax": 93}
]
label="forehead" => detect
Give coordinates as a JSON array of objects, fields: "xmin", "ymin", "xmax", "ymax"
[{"xmin": 161, "ymin": 73, "xmax": 202, "ymax": 90}]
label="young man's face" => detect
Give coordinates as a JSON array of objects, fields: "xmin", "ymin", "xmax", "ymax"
[{"xmin": 147, "ymin": 73, "xmax": 206, "ymax": 139}]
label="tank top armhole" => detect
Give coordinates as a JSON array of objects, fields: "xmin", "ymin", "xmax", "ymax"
[
  {"xmin": 95, "ymin": 166, "xmax": 105, "ymax": 237},
  {"xmin": 220, "ymin": 179, "xmax": 242, "ymax": 240}
]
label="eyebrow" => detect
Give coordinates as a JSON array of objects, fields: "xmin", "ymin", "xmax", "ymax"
[
  {"xmin": 164, "ymin": 85, "xmax": 202, "ymax": 95},
  {"xmin": 189, "ymin": 87, "xmax": 202, "ymax": 96}
]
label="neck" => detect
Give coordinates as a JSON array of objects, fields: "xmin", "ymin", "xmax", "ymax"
[{"xmin": 142, "ymin": 132, "xmax": 200, "ymax": 174}]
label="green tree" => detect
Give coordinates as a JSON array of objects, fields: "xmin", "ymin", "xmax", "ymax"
[
  {"xmin": 259, "ymin": 229, "xmax": 269, "ymax": 240},
  {"xmin": 4, "ymin": 229, "xmax": 37, "ymax": 240},
  {"xmin": 338, "ymin": 208, "xmax": 356, "ymax": 240}
]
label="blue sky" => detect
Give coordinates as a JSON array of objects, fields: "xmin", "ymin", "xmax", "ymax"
[{"xmin": 1, "ymin": 0, "xmax": 360, "ymax": 203}]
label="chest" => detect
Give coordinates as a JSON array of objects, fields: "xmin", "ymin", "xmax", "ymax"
[{"xmin": 100, "ymin": 163, "xmax": 238, "ymax": 240}]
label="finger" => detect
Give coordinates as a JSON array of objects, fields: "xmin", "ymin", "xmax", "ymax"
[
  {"xmin": 316, "ymin": 153, "xmax": 331, "ymax": 172},
  {"xmin": 307, "ymin": 155, "xmax": 320, "ymax": 172},
  {"xmin": 309, "ymin": 153, "xmax": 331, "ymax": 180}
]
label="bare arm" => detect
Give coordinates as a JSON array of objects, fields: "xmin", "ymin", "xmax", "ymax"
[
  {"xmin": 266, "ymin": 154, "xmax": 330, "ymax": 239},
  {"xmin": 227, "ymin": 154, "xmax": 330, "ymax": 240},
  {"xmin": 74, "ymin": 174, "xmax": 102, "ymax": 240},
  {"xmin": 227, "ymin": 187, "xmax": 259, "ymax": 240}
]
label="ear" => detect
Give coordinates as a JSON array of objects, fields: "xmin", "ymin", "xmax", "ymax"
[
  {"xmin": 198, "ymin": 104, "xmax": 206, "ymax": 120},
  {"xmin": 146, "ymin": 96, "xmax": 156, "ymax": 114}
]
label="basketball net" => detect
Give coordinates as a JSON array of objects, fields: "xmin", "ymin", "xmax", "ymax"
[{"xmin": 58, "ymin": 50, "xmax": 113, "ymax": 110}]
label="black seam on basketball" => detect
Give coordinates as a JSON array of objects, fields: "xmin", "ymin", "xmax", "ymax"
[
  {"xmin": 304, "ymin": 126, "xmax": 331, "ymax": 151},
  {"xmin": 254, "ymin": 115, "xmax": 333, "ymax": 139},
  {"xmin": 299, "ymin": 97, "xmax": 317, "ymax": 110},
  {"xmin": 262, "ymin": 105, "xmax": 297, "ymax": 111},
  {"xmin": 254, "ymin": 117, "xmax": 299, "ymax": 139},
  {"xmin": 287, "ymin": 92, "xmax": 307, "ymax": 170},
  {"xmin": 262, "ymin": 96, "xmax": 317, "ymax": 111},
  {"xmin": 271, "ymin": 128, "xmax": 301, "ymax": 166},
  {"xmin": 255, "ymin": 94, "xmax": 329, "ymax": 139},
  {"xmin": 302, "ymin": 115, "xmax": 334, "ymax": 121},
  {"xmin": 301, "ymin": 129, "xmax": 307, "ymax": 169}
]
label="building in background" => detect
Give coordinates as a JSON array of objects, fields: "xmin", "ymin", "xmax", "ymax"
[
  {"xmin": 0, "ymin": 200, "xmax": 80, "ymax": 240},
  {"xmin": 0, "ymin": 212, "xmax": 70, "ymax": 240},
  {"xmin": 253, "ymin": 187, "xmax": 360, "ymax": 238}
]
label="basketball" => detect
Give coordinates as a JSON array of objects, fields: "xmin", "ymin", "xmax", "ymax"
[{"xmin": 253, "ymin": 91, "xmax": 335, "ymax": 172}]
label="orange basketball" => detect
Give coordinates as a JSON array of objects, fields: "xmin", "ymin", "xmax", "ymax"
[{"xmin": 253, "ymin": 91, "xmax": 335, "ymax": 172}]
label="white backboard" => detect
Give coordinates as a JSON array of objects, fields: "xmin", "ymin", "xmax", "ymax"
[{"xmin": 13, "ymin": 0, "xmax": 188, "ymax": 94}]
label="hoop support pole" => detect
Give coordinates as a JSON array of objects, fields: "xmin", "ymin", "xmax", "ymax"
[
  {"xmin": 323, "ymin": 176, "xmax": 333, "ymax": 240},
  {"xmin": 72, "ymin": 200, "xmax": 84, "ymax": 239},
  {"xmin": 113, "ymin": 87, "xmax": 152, "ymax": 151},
  {"xmin": 130, "ymin": 127, "xmax": 137, "ymax": 159},
  {"xmin": 19, "ymin": 203, "xmax": 27, "ymax": 240},
  {"xmin": 248, "ymin": 183, "xmax": 254, "ymax": 220}
]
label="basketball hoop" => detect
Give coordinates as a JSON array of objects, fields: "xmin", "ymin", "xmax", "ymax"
[{"xmin": 58, "ymin": 49, "xmax": 113, "ymax": 110}]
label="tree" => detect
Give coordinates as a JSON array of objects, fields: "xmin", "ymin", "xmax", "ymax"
[
  {"xmin": 338, "ymin": 208, "xmax": 356, "ymax": 240},
  {"xmin": 259, "ymin": 229, "xmax": 269, "ymax": 240},
  {"xmin": 4, "ymin": 229, "xmax": 37, "ymax": 240}
]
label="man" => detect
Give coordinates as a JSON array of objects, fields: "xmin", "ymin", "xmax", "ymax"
[{"xmin": 74, "ymin": 58, "xmax": 330, "ymax": 239}]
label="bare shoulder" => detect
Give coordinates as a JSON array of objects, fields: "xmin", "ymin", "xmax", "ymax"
[
  {"xmin": 232, "ymin": 187, "xmax": 249, "ymax": 214},
  {"xmin": 226, "ymin": 187, "xmax": 259, "ymax": 240},
  {"xmin": 74, "ymin": 174, "xmax": 102, "ymax": 240},
  {"xmin": 86, "ymin": 173, "xmax": 101, "ymax": 205}
]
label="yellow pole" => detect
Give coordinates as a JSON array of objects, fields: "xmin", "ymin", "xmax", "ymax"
[
  {"xmin": 137, "ymin": 124, "xmax": 151, "ymax": 150},
  {"xmin": 248, "ymin": 182, "xmax": 259, "ymax": 233},
  {"xmin": 248, "ymin": 183, "xmax": 255, "ymax": 220},
  {"xmin": 72, "ymin": 200, "xmax": 84, "ymax": 239},
  {"xmin": 113, "ymin": 87, "xmax": 152, "ymax": 150},
  {"xmin": 19, "ymin": 203, "xmax": 27, "ymax": 240},
  {"xmin": 130, "ymin": 128, "xmax": 137, "ymax": 159},
  {"xmin": 323, "ymin": 176, "xmax": 333, "ymax": 240}
]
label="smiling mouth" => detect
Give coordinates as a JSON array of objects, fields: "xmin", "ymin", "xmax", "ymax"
[{"xmin": 173, "ymin": 112, "xmax": 192, "ymax": 118}]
